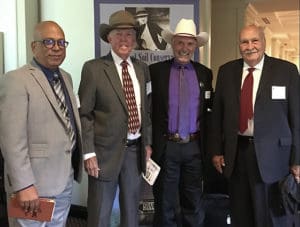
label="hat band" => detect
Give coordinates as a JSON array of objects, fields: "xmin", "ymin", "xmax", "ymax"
[
  {"xmin": 111, "ymin": 22, "xmax": 136, "ymax": 28},
  {"xmin": 175, "ymin": 33, "xmax": 196, "ymax": 37}
]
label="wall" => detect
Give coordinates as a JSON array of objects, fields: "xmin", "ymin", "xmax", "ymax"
[
  {"xmin": 211, "ymin": 0, "xmax": 247, "ymax": 88},
  {"xmin": 39, "ymin": 0, "xmax": 94, "ymax": 206}
]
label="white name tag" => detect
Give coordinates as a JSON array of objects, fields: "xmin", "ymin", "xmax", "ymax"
[
  {"xmin": 75, "ymin": 94, "xmax": 81, "ymax": 108},
  {"xmin": 272, "ymin": 86, "xmax": 286, "ymax": 100},
  {"xmin": 146, "ymin": 82, "xmax": 152, "ymax": 95},
  {"xmin": 205, "ymin": 91, "xmax": 211, "ymax": 99}
]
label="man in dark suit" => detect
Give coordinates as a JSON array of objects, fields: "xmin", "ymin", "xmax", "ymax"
[
  {"xmin": 209, "ymin": 24, "xmax": 300, "ymax": 227},
  {"xmin": 0, "ymin": 21, "xmax": 82, "ymax": 227},
  {"xmin": 78, "ymin": 10, "xmax": 152, "ymax": 227},
  {"xmin": 150, "ymin": 19, "xmax": 213, "ymax": 227}
]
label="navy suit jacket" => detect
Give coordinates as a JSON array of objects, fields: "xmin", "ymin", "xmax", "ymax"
[{"xmin": 210, "ymin": 55, "xmax": 300, "ymax": 183}]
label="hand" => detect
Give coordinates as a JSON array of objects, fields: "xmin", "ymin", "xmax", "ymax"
[
  {"xmin": 290, "ymin": 165, "xmax": 300, "ymax": 183},
  {"xmin": 16, "ymin": 185, "xmax": 40, "ymax": 215},
  {"xmin": 145, "ymin": 145, "xmax": 152, "ymax": 161},
  {"xmin": 84, "ymin": 156, "xmax": 100, "ymax": 178},
  {"xmin": 212, "ymin": 155, "xmax": 225, "ymax": 174}
]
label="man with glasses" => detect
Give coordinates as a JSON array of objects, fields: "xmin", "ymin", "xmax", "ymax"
[{"xmin": 0, "ymin": 21, "xmax": 82, "ymax": 227}]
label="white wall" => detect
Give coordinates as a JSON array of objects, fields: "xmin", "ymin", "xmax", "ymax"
[
  {"xmin": 40, "ymin": 0, "xmax": 95, "ymax": 206},
  {"xmin": 0, "ymin": 0, "xmax": 18, "ymax": 72},
  {"xmin": 40, "ymin": 0, "xmax": 95, "ymax": 91}
]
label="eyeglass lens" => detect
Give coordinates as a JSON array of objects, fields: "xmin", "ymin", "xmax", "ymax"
[{"xmin": 42, "ymin": 39, "xmax": 69, "ymax": 48}]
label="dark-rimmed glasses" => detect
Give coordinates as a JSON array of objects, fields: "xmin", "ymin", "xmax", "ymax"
[{"xmin": 34, "ymin": 39, "xmax": 69, "ymax": 49}]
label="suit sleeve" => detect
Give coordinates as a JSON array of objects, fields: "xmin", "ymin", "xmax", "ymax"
[
  {"xmin": 78, "ymin": 62, "xmax": 97, "ymax": 155},
  {"xmin": 288, "ymin": 64, "xmax": 300, "ymax": 166},
  {"xmin": 144, "ymin": 64, "xmax": 152, "ymax": 146},
  {"xmin": 0, "ymin": 73, "xmax": 36, "ymax": 192}
]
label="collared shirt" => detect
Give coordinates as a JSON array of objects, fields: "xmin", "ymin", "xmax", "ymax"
[
  {"xmin": 111, "ymin": 50, "xmax": 141, "ymax": 140},
  {"xmin": 240, "ymin": 55, "xmax": 265, "ymax": 136},
  {"xmin": 168, "ymin": 61, "xmax": 200, "ymax": 134},
  {"xmin": 34, "ymin": 58, "xmax": 77, "ymax": 149}
]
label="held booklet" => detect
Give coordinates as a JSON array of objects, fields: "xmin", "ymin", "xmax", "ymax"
[
  {"xmin": 142, "ymin": 158, "xmax": 161, "ymax": 186},
  {"xmin": 8, "ymin": 195, "xmax": 55, "ymax": 222}
]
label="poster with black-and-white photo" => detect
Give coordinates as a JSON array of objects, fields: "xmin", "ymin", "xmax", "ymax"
[{"xmin": 94, "ymin": 0, "xmax": 199, "ymax": 65}]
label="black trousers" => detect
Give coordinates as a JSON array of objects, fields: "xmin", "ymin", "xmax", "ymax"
[
  {"xmin": 229, "ymin": 137, "xmax": 292, "ymax": 227},
  {"xmin": 153, "ymin": 140, "xmax": 204, "ymax": 227}
]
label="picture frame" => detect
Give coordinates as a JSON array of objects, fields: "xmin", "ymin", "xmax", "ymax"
[{"xmin": 94, "ymin": 0, "xmax": 200, "ymax": 64}]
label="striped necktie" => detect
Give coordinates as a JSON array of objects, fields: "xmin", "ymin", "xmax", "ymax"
[{"xmin": 53, "ymin": 73, "xmax": 76, "ymax": 151}]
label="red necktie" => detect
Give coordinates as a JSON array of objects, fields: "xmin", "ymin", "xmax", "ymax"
[
  {"xmin": 239, "ymin": 68, "xmax": 255, "ymax": 133},
  {"xmin": 121, "ymin": 61, "xmax": 140, "ymax": 133}
]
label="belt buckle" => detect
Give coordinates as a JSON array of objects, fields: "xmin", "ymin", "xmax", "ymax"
[{"xmin": 176, "ymin": 133, "xmax": 190, "ymax": 144}]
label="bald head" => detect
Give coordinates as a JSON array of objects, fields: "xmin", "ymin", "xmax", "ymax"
[
  {"xmin": 239, "ymin": 24, "xmax": 266, "ymax": 67},
  {"xmin": 31, "ymin": 21, "xmax": 67, "ymax": 70},
  {"xmin": 33, "ymin": 21, "xmax": 65, "ymax": 41}
]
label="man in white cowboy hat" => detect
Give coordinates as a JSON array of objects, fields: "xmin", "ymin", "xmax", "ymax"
[
  {"xmin": 78, "ymin": 10, "xmax": 152, "ymax": 227},
  {"xmin": 149, "ymin": 18, "xmax": 213, "ymax": 227}
]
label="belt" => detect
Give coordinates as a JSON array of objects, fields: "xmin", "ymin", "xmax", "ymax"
[
  {"xmin": 126, "ymin": 138, "xmax": 141, "ymax": 147},
  {"xmin": 165, "ymin": 132, "xmax": 200, "ymax": 144},
  {"xmin": 238, "ymin": 135, "xmax": 254, "ymax": 143}
]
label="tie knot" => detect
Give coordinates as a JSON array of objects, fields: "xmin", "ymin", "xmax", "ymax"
[
  {"xmin": 121, "ymin": 60, "xmax": 128, "ymax": 68},
  {"xmin": 248, "ymin": 68, "xmax": 255, "ymax": 73}
]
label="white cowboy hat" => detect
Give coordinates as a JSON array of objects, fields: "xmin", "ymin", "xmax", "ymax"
[{"xmin": 162, "ymin": 18, "xmax": 209, "ymax": 47}]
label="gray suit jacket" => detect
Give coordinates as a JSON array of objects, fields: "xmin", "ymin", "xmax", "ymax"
[
  {"xmin": 0, "ymin": 61, "xmax": 82, "ymax": 196},
  {"xmin": 79, "ymin": 53, "xmax": 152, "ymax": 181}
]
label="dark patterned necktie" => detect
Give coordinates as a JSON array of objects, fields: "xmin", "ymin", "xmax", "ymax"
[
  {"xmin": 53, "ymin": 73, "xmax": 76, "ymax": 150},
  {"xmin": 121, "ymin": 61, "xmax": 140, "ymax": 133},
  {"xmin": 239, "ymin": 68, "xmax": 255, "ymax": 133},
  {"xmin": 178, "ymin": 66, "xmax": 190, "ymax": 139}
]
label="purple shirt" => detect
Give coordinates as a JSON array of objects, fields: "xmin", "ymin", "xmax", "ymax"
[{"xmin": 168, "ymin": 62, "xmax": 200, "ymax": 134}]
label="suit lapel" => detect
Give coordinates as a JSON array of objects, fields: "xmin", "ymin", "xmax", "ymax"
[
  {"xmin": 256, "ymin": 56, "xmax": 272, "ymax": 100},
  {"xmin": 60, "ymin": 72, "xmax": 81, "ymax": 135},
  {"xmin": 160, "ymin": 61, "xmax": 172, "ymax": 115},
  {"xmin": 102, "ymin": 55, "xmax": 127, "ymax": 111},
  {"xmin": 29, "ymin": 66, "xmax": 67, "ymax": 124},
  {"xmin": 132, "ymin": 59, "xmax": 145, "ymax": 109},
  {"xmin": 29, "ymin": 62, "xmax": 72, "ymax": 128},
  {"xmin": 234, "ymin": 60, "xmax": 244, "ymax": 106}
]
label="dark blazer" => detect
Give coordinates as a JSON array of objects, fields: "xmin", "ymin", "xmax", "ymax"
[
  {"xmin": 79, "ymin": 53, "xmax": 152, "ymax": 181},
  {"xmin": 210, "ymin": 55, "xmax": 300, "ymax": 183},
  {"xmin": 149, "ymin": 58, "xmax": 213, "ymax": 164}
]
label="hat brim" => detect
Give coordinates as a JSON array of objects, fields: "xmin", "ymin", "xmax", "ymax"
[
  {"xmin": 99, "ymin": 23, "xmax": 140, "ymax": 43},
  {"xmin": 162, "ymin": 30, "xmax": 209, "ymax": 47}
]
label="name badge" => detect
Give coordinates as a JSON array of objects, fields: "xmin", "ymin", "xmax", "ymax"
[
  {"xmin": 272, "ymin": 86, "xmax": 286, "ymax": 100},
  {"xmin": 146, "ymin": 82, "xmax": 152, "ymax": 95},
  {"xmin": 75, "ymin": 94, "xmax": 81, "ymax": 108},
  {"xmin": 205, "ymin": 91, "xmax": 211, "ymax": 99}
]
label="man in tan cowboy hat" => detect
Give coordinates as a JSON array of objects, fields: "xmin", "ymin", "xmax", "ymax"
[
  {"xmin": 78, "ymin": 10, "xmax": 152, "ymax": 227},
  {"xmin": 149, "ymin": 18, "xmax": 213, "ymax": 227}
]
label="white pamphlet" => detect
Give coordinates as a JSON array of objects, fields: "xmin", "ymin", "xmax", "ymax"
[{"xmin": 142, "ymin": 158, "xmax": 161, "ymax": 186}]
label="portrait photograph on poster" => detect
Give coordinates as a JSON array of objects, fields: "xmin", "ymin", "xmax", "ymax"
[{"xmin": 94, "ymin": 0, "xmax": 199, "ymax": 65}]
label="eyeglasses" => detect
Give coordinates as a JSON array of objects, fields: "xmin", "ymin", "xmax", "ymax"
[{"xmin": 34, "ymin": 39, "xmax": 69, "ymax": 49}]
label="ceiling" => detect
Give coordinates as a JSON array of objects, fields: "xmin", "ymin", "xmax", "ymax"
[{"xmin": 248, "ymin": 0, "xmax": 299, "ymax": 58}]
